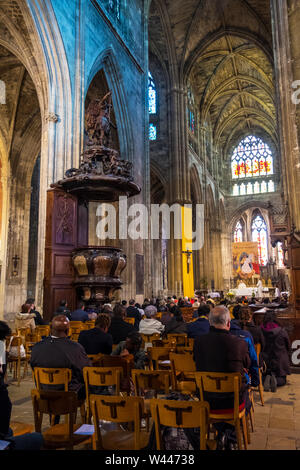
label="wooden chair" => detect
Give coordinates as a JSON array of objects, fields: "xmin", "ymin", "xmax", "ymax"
[
  {"xmin": 141, "ymin": 333, "xmax": 161, "ymax": 349},
  {"xmin": 33, "ymin": 367, "xmax": 86, "ymax": 424},
  {"xmin": 83, "ymin": 367, "xmax": 123, "ymax": 422},
  {"xmin": 253, "ymin": 343, "xmax": 264, "ymax": 406},
  {"xmin": 150, "ymin": 398, "xmax": 214, "ymax": 450},
  {"xmin": 167, "ymin": 333, "xmax": 188, "ymax": 346},
  {"xmin": 147, "ymin": 347, "xmax": 176, "ymax": 371},
  {"xmin": 132, "ymin": 369, "xmax": 170, "ymax": 397},
  {"xmin": 169, "ymin": 352, "xmax": 196, "ymax": 392},
  {"xmin": 6, "ymin": 336, "xmax": 27, "ymax": 386},
  {"xmin": 35, "ymin": 325, "xmax": 50, "ymax": 337},
  {"xmin": 69, "ymin": 321, "xmax": 84, "ymax": 341},
  {"xmin": 31, "ymin": 389, "xmax": 90, "ymax": 450},
  {"xmin": 87, "ymin": 353, "xmax": 106, "ymax": 365},
  {"xmin": 152, "ymin": 338, "xmax": 177, "ymax": 348},
  {"xmin": 155, "ymin": 312, "xmax": 162, "ymax": 320},
  {"xmin": 176, "ymin": 346, "xmax": 193, "ymax": 354},
  {"xmin": 124, "ymin": 317, "xmax": 135, "ymax": 326},
  {"xmin": 10, "ymin": 422, "xmax": 34, "ymax": 436},
  {"xmin": 195, "ymin": 372, "xmax": 248, "ymax": 450},
  {"xmin": 132, "ymin": 369, "xmax": 171, "ymax": 429},
  {"xmin": 96, "ymin": 354, "xmax": 134, "ymax": 379},
  {"xmin": 90, "ymin": 394, "xmax": 149, "ymax": 450},
  {"xmin": 16, "ymin": 327, "xmax": 31, "ymax": 339},
  {"xmin": 82, "ymin": 321, "xmax": 96, "ymax": 330}
]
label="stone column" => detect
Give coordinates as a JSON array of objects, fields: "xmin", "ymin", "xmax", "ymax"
[
  {"xmin": 271, "ymin": 0, "xmax": 300, "ymax": 313},
  {"xmin": 271, "ymin": 0, "xmax": 300, "ymax": 229},
  {"xmin": 166, "ymin": 83, "xmax": 190, "ymax": 296}
]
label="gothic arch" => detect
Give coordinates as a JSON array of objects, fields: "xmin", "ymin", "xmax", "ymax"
[
  {"xmin": 86, "ymin": 48, "xmax": 134, "ymax": 163},
  {"xmin": 229, "ymin": 200, "xmax": 270, "ymax": 229}
]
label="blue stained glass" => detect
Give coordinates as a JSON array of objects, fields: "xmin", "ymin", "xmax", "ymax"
[
  {"xmin": 189, "ymin": 110, "xmax": 195, "ymax": 134},
  {"xmin": 109, "ymin": 0, "xmax": 120, "ymax": 20},
  {"xmin": 148, "ymin": 72, "xmax": 156, "ymax": 114},
  {"xmin": 149, "ymin": 123, "xmax": 157, "ymax": 140}
]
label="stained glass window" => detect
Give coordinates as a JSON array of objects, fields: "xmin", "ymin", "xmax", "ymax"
[
  {"xmin": 252, "ymin": 212, "xmax": 268, "ymax": 266},
  {"xmin": 148, "ymin": 72, "xmax": 156, "ymax": 114},
  {"xmin": 189, "ymin": 109, "xmax": 195, "ymax": 134},
  {"xmin": 232, "ymin": 135, "xmax": 273, "ymax": 179},
  {"xmin": 149, "ymin": 123, "xmax": 157, "ymax": 141},
  {"xmin": 268, "ymin": 180, "xmax": 275, "ymax": 192},
  {"xmin": 109, "ymin": 0, "xmax": 120, "ymax": 20},
  {"xmin": 234, "ymin": 220, "xmax": 243, "ymax": 243},
  {"xmin": 232, "ymin": 180, "xmax": 275, "ymax": 196}
]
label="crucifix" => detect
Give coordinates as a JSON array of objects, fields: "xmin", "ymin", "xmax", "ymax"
[
  {"xmin": 182, "ymin": 250, "xmax": 192, "ymax": 274},
  {"xmin": 12, "ymin": 254, "xmax": 20, "ymax": 277}
]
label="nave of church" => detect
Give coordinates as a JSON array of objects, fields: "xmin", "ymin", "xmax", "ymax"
[{"xmin": 0, "ymin": 0, "xmax": 300, "ymax": 454}]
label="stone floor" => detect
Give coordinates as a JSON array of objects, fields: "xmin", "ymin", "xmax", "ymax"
[{"xmin": 5, "ymin": 366, "xmax": 300, "ymax": 450}]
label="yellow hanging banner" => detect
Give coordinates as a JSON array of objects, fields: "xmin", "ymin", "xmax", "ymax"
[{"xmin": 181, "ymin": 206, "xmax": 194, "ymax": 298}]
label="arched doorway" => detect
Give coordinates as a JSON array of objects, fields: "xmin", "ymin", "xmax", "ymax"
[{"xmin": 0, "ymin": 44, "xmax": 41, "ymax": 321}]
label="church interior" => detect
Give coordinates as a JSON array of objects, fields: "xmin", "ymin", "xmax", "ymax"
[{"xmin": 1, "ymin": 0, "xmax": 300, "ymax": 452}]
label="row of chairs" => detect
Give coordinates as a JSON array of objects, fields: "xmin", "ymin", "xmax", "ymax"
[{"xmin": 30, "ymin": 369, "xmax": 250, "ymax": 450}]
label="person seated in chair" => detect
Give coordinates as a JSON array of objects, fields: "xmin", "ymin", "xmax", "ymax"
[
  {"xmin": 78, "ymin": 314, "xmax": 113, "ymax": 355},
  {"xmin": 15, "ymin": 303, "xmax": 36, "ymax": 333},
  {"xmin": 194, "ymin": 306, "xmax": 251, "ymax": 409},
  {"xmin": 193, "ymin": 306, "xmax": 252, "ymax": 449},
  {"xmin": 187, "ymin": 304, "xmax": 210, "ymax": 339},
  {"xmin": 139, "ymin": 305, "xmax": 165, "ymax": 336},
  {"xmin": 126, "ymin": 299, "xmax": 141, "ymax": 329},
  {"xmin": 30, "ymin": 315, "xmax": 91, "ymax": 400},
  {"xmin": 111, "ymin": 331, "xmax": 147, "ymax": 369},
  {"xmin": 164, "ymin": 311, "xmax": 187, "ymax": 335},
  {"xmin": 108, "ymin": 304, "xmax": 136, "ymax": 345},
  {"xmin": 26, "ymin": 298, "xmax": 47, "ymax": 326},
  {"xmin": 56, "ymin": 300, "xmax": 71, "ymax": 320},
  {"xmin": 230, "ymin": 305, "xmax": 255, "ymax": 345},
  {"xmin": 69, "ymin": 301, "xmax": 89, "ymax": 322}
]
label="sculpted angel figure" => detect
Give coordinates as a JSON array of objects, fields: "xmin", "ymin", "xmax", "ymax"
[{"xmin": 85, "ymin": 91, "xmax": 116, "ymax": 147}]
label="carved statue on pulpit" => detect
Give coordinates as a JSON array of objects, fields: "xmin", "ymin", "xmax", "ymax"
[{"xmin": 85, "ymin": 91, "xmax": 116, "ymax": 147}]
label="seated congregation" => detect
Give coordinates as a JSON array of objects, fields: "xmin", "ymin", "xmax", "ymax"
[{"xmin": 0, "ymin": 294, "xmax": 292, "ymax": 451}]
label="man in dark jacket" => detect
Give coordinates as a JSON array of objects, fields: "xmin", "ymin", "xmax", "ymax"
[
  {"xmin": 78, "ymin": 314, "xmax": 113, "ymax": 355},
  {"xmin": 126, "ymin": 299, "xmax": 141, "ymax": 328},
  {"xmin": 194, "ymin": 306, "xmax": 251, "ymax": 410},
  {"xmin": 30, "ymin": 315, "xmax": 91, "ymax": 399},
  {"xmin": 108, "ymin": 304, "xmax": 135, "ymax": 344},
  {"xmin": 187, "ymin": 304, "xmax": 210, "ymax": 339},
  {"xmin": 70, "ymin": 302, "xmax": 89, "ymax": 322}
]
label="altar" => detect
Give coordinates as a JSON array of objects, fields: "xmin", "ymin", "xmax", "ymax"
[
  {"xmin": 232, "ymin": 287, "xmax": 258, "ymax": 297},
  {"xmin": 231, "ymin": 286, "xmax": 272, "ymax": 298}
]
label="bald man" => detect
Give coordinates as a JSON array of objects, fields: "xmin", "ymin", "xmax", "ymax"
[{"xmin": 30, "ymin": 315, "xmax": 91, "ymax": 399}]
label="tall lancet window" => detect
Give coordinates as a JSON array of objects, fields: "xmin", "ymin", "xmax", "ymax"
[
  {"xmin": 234, "ymin": 220, "xmax": 243, "ymax": 243},
  {"xmin": 148, "ymin": 72, "xmax": 156, "ymax": 114},
  {"xmin": 148, "ymin": 71, "xmax": 157, "ymax": 140},
  {"xmin": 251, "ymin": 211, "xmax": 268, "ymax": 265}
]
